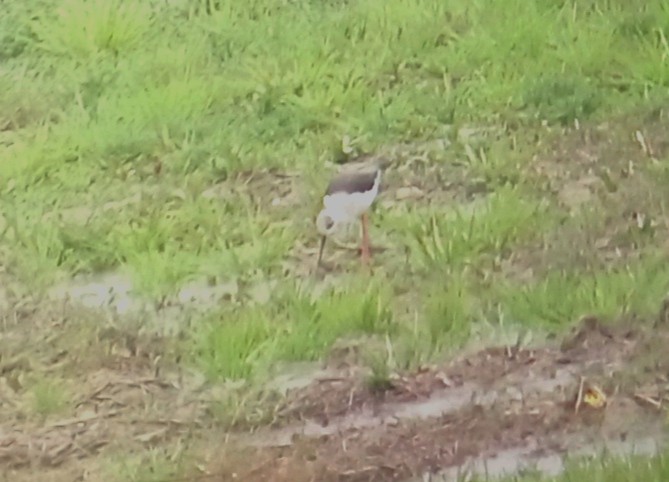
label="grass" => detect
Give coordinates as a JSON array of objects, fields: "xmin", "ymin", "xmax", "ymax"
[
  {"xmin": 28, "ymin": 376, "xmax": 71, "ymax": 418},
  {"xmin": 3, "ymin": 0, "xmax": 669, "ymax": 479},
  {"xmin": 1, "ymin": 0, "xmax": 668, "ymax": 385},
  {"xmin": 484, "ymin": 451, "xmax": 669, "ymax": 482},
  {"xmin": 104, "ymin": 448, "xmax": 191, "ymax": 482},
  {"xmin": 398, "ymin": 185, "xmax": 552, "ymax": 270},
  {"xmin": 1, "ymin": 0, "xmax": 668, "ymax": 388},
  {"xmin": 492, "ymin": 256, "xmax": 669, "ymax": 327},
  {"xmin": 195, "ymin": 277, "xmax": 394, "ymax": 379}
]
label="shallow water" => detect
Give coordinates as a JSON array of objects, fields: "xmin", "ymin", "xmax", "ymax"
[
  {"xmin": 236, "ymin": 365, "xmax": 578, "ymax": 448},
  {"xmin": 413, "ymin": 435, "xmax": 664, "ymax": 481}
]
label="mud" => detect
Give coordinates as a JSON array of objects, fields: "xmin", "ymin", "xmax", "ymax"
[
  {"xmin": 206, "ymin": 312, "xmax": 669, "ymax": 482},
  {"xmin": 4, "ymin": 299, "xmax": 667, "ymax": 482}
]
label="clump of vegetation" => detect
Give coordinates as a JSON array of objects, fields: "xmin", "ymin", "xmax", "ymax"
[
  {"xmin": 2, "ymin": 0, "xmax": 669, "ymax": 478},
  {"xmin": 2, "ymin": 0, "xmax": 668, "ymax": 390}
]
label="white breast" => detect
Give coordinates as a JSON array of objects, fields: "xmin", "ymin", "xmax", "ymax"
[{"xmin": 323, "ymin": 170, "xmax": 380, "ymax": 222}]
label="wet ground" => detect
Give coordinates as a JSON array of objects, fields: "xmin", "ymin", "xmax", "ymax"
[
  {"xmin": 207, "ymin": 311, "xmax": 669, "ymax": 481},
  {"xmin": 3, "ymin": 306, "xmax": 668, "ymax": 482},
  {"xmin": 2, "ymin": 113, "xmax": 669, "ymax": 481}
]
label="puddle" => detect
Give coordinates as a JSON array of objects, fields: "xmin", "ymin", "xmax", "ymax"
[
  {"xmin": 416, "ymin": 435, "xmax": 664, "ymax": 481},
  {"xmin": 225, "ymin": 365, "xmax": 668, "ymax": 481},
  {"xmin": 238, "ymin": 367, "xmax": 577, "ymax": 448},
  {"xmin": 48, "ymin": 272, "xmax": 144, "ymax": 315},
  {"xmin": 428, "ymin": 445, "xmax": 565, "ymax": 481},
  {"xmin": 45, "ymin": 271, "xmax": 246, "ymax": 338},
  {"xmin": 46, "ymin": 262, "xmax": 343, "ymax": 316},
  {"xmin": 47, "ymin": 271, "xmax": 242, "ymax": 331},
  {"xmin": 48, "ymin": 271, "xmax": 242, "ymax": 314}
]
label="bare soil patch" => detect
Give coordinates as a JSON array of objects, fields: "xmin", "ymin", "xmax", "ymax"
[
  {"xmin": 0, "ymin": 300, "xmax": 211, "ymax": 480},
  {"xmin": 2, "ymin": 289, "xmax": 669, "ymax": 482},
  {"xmin": 208, "ymin": 311, "xmax": 669, "ymax": 482},
  {"xmin": 516, "ymin": 109, "xmax": 669, "ymax": 277},
  {"xmin": 5, "ymin": 296, "xmax": 669, "ymax": 482}
]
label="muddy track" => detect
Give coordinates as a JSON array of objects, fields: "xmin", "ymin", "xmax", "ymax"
[
  {"xmin": 2, "ymin": 309, "xmax": 668, "ymax": 481},
  {"xmin": 210, "ymin": 314, "xmax": 669, "ymax": 481}
]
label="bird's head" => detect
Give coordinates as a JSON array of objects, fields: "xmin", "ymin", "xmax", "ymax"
[{"xmin": 315, "ymin": 209, "xmax": 339, "ymax": 236}]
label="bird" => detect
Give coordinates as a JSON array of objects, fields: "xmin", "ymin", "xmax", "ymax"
[{"xmin": 315, "ymin": 163, "xmax": 382, "ymax": 268}]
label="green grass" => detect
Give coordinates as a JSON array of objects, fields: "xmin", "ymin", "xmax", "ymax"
[
  {"xmin": 1, "ymin": 0, "xmax": 668, "ymax": 377},
  {"xmin": 104, "ymin": 448, "xmax": 191, "ymax": 482},
  {"xmin": 492, "ymin": 255, "xmax": 669, "ymax": 327},
  {"xmin": 194, "ymin": 277, "xmax": 394, "ymax": 379},
  {"xmin": 4, "ymin": 0, "xmax": 669, "ymax": 479},
  {"xmin": 2, "ymin": 0, "xmax": 669, "ymax": 468},
  {"xmin": 397, "ymin": 185, "xmax": 552, "ymax": 270},
  {"xmin": 484, "ymin": 451, "xmax": 669, "ymax": 482},
  {"xmin": 28, "ymin": 376, "xmax": 71, "ymax": 417}
]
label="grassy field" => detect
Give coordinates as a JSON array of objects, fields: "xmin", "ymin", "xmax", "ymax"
[{"xmin": 2, "ymin": 0, "xmax": 669, "ymax": 480}]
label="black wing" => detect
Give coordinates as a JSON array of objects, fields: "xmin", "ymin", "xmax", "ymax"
[{"xmin": 325, "ymin": 169, "xmax": 380, "ymax": 195}]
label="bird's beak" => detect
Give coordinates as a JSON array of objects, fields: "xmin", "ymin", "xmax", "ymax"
[{"xmin": 316, "ymin": 235, "xmax": 327, "ymax": 267}]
